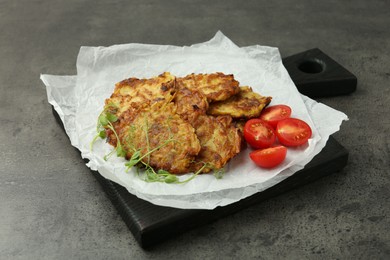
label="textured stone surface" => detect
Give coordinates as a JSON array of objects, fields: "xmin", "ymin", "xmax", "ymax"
[{"xmin": 1, "ymin": 0, "xmax": 389, "ymax": 258}]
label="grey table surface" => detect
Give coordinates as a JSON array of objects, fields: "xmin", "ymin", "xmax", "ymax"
[{"xmin": 1, "ymin": 0, "xmax": 389, "ymax": 259}]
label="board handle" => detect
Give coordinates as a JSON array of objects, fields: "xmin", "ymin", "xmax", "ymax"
[{"xmin": 282, "ymin": 48, "xmax": 357, "ymax": 98}]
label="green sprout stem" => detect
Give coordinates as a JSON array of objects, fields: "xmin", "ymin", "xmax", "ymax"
[
  {"xmin": 176, "ymin": 163, "xmax": 208, "ymax": 184},
  {"xmin": 103, "ymin": 121, "xmax": 127, "ymax": 160},
  {"xmin": 90, "ymin": 134, "xmax": 101, "ymax": 151},
  {"xmin": 125, "ymin": 137, "xmax": 175, "ymax": 172}
]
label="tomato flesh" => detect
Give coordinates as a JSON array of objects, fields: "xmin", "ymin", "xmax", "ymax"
[
  {"xmin": 276, "ymin": 118, "xmax": 312, "ymax": 146},
  {"xmin": 249, "ymin": 145, "xmax": 287, "ymax": 168},
  {"xmin": 260, "ymin": 105, "xmax": 292, "ymax": 128},
  {"xmin": 244, "ymin": 119, "xmax": 276, "ymax": 149}
]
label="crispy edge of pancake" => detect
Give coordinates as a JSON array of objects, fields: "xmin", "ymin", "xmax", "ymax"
[
  {"xmin": 176, "ymin": 72, "xmax": 240, "ymax": 102},
  {"xmin": 207, "ymin": 86, "xmax": 272, "ymax": 119}
]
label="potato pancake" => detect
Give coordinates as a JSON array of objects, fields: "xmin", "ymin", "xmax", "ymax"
[
  {"xmin": 176, "ymin": 73, "xmax": 240, "ymax": 102},
  {"xmin": 189, "ymin": 114, "xmax": 242, "ymax": 173},
  {"xmin": 207, "ymin": 86, "xmax": 272, "ymax": 118},
  {"xmin": 105, "ymin": 72, "xmax": 176, "ymax": 118},
  {"xmin": 108, "ymin": 104, "xmax": 201, "ymax": 174},
  {"xmin": 100, "ymin": 72, "xmax": 271, "ymax": 176}
]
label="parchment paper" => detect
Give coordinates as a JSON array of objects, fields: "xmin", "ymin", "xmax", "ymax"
[{"xmin": 41, "ymin": 31, "xmax": 348, "ymax": 209}]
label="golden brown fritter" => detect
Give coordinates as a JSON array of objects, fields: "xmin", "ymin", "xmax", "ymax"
[
  {"xmin": 105, "ymin": 72, "xmax": 176, "ymax": 118},
  {"xmin": 207, "ymin": 86, "xmax": 272, "ymax": 119},
  {"xmin": 111, "ymin": 104, "xmax": 201, "ymax": 174},
  {"xmin": 176, "ymin": 73, "xmax": 240, "ymax": 102},
  {"xmin": 189, "ymin": 114, "xmax": 242, "ymax": 173}
]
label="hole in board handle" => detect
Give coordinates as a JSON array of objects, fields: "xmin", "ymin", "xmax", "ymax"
[{"xmin": 298, "ymin": 59, "xmax": 326, "ymax": 74}]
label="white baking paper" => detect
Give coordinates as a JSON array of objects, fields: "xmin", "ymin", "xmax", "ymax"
[{"xmin": 41, "ymin": 31, "xmax": 348, "ymax": 209}]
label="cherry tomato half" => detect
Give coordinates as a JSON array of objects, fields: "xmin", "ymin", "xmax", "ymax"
[
  {"xmin": 249, "ymin": 145, "xmax": 287, "ymax": 168},
  {"xmin": 244, "ymin": 119, "xmax": 276, "ymax": 149},
  {"xmin": 260, "ymin": 104, "xmax": 292, "ymax": 128},
  {"xmin": 276, "ymin": 118, "xmax": 312, "ymax": 146}
]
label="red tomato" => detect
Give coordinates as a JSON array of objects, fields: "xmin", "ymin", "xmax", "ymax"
[
  {"xmin": 249, "ymin": 145, "xmax": 287, "ymax": 168},
  {"xmin": 244, "ymin": 119, "xmax": 276, "ymax": 149},
  {"xmin": 260, "ymin": 105, "xmax": 292, "ymax": 128},
  {"xmin": 276, "ymin": 118, "xmax": 312, "ymax": 146}
]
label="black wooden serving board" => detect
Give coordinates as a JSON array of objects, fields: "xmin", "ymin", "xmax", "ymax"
[
  {"xmin": 282, "ymin": 48, "xmax": 357, "ymax": 97},
  {"xmin": 53, "ymin": 48, "xmax": 355, "ymax": 249}
]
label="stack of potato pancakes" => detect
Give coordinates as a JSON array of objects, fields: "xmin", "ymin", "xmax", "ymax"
[{"xmin": 103, "ymin": 72, "xmax": 271, "ymax": 174}]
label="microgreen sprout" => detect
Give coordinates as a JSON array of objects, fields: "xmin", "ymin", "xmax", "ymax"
[
  {"xmin": 90, "ymin": 109, "xmax": 126, "ymax": 160},
  {"xmin": 124, "ymin": 135, "xmax": 175, "ymax": 172},
  {"xmin": 213, "ymin": 168, "xmax": 226, "ymax": 179},
  {"xmin": 129, "ymin": 158, "xmax": 208, "ymax": 184}
]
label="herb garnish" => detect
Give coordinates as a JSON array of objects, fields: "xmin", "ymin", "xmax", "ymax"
[
  {"xmin": 90, "ymin": 109, "xmax": 126, "ymax": 159},
  {"xmin": 125, "ymin": 148, "xmax": 208, "ymax": 184}
]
